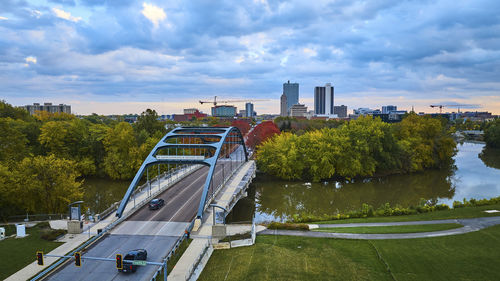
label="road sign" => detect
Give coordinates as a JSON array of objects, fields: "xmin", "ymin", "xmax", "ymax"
[{"xmin": 132, "ymin": 260, "xmax": 147, "ymax": 266}]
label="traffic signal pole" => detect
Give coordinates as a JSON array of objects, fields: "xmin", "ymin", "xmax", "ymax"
[{"xmin": 38, "ymin": 253, "xmax": 167, "ymax": 278}]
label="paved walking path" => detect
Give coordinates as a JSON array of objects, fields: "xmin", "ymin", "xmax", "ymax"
[{"xmin": 258, "ymin": 216, "xmax": 500, "ymax": 240}]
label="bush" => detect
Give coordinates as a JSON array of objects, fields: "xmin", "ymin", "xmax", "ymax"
[
  {"xmin": 453, "ymin": 201, "xmax": 464, "ymax": 208},
  {"xmin": 267, "ymin": 222, "xmax": 309, "ymax": 231},
  {"xmin": 40, "ymin": 229, "xmax": 66, "ymax": 241}
]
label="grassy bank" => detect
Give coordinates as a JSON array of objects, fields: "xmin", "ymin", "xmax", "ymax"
[
  {"xmin": 0, "ymin": 223, "xmax": 63, "ymax": 280},
  {"xmin": 199, "ymin": 225, "xmax": 500, "ymax": 281},
  {"xmin": 312, "ymin": 223, "xmax": 462, "ymax": 234},
  {"xmin": 312, "ymin": 203, "xmax": 500, "ymax": 224}
]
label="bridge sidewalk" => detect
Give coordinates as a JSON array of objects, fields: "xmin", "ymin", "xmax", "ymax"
[{"xmin": 168, "ymin": 160, "xmax": 256, "ymax": 281}]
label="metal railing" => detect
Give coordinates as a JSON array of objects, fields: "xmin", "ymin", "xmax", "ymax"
[{"xmin": 6, "ymin": 213, "xmax": 66, "ymax": 223}]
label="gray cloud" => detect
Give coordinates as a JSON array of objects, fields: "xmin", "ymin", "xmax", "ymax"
[{"xmin": 0, "ymin": 0, "xmax": 499, "ymax": 113}]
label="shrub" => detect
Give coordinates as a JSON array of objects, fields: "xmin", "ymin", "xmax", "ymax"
[
  {"xmin": 267, "ymin": 222, "xmax": 309, "ymax": 231},
  {"xmin": 40, "ymin": 229, "xmax": 67, "ymax": 241},
  {"xmin": 453, "ymin": 201, "xmax": 464, "ymax": 208}
]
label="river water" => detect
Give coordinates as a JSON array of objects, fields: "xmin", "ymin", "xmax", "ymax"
[
  {"xmin": 81, "ymin": 142, "xmax": 500, "ymax": 222},
  {"xmin": 226, "ymin": 142, "xmax": 500, "ymax": 223}
]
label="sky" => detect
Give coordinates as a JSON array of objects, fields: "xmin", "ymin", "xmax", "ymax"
[{"xmin": 1, "ymin": 0, "xmax": 499, "ymax": 115}]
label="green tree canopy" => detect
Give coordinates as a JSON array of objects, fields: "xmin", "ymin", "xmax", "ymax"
[
  {"xmin": 484, "ymin": 119, "xmax": 500, "ymax": 148},
  {"xmin": 257, "ymin": 114, "xmax": 456, "ymax": 182},
  {"xmin": 14, "ymin": 155, "xmax": 83, "ymax": 214}
]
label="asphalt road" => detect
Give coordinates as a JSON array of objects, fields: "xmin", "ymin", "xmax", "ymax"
[{"xmin": 47, "ymin": 159, "xmax": 235, "ymax": 281}]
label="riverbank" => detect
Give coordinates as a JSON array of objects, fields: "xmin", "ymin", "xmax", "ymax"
[{"xmin": 199, "ymin": 223, "xmax": 500, "ymax": 281}]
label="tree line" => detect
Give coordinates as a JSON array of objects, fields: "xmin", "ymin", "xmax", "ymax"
[
  {"xmin": 0, "ymin": 101, "xmax": 263, "ymax": 218},
  {"xmin": 257, "ymin": 114, "xmax": 456, "ymax": 182}
]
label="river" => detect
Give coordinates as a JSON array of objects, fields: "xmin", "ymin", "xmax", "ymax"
[
  {"xmin": 81, "ymin": 142, "xmax": 500, "ymax": 222},
  {"xmin": 226, "ymin": 142, "xmax": 500, "ymax": 223}
]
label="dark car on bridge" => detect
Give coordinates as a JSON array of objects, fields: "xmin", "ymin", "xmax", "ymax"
[
  {"xmin": 148, "ymin": 198, "xmax": 165, "ymax": 210},
  {"xmin": 119, "ymin": 249, "xmax": 147, "ymax": 273}
]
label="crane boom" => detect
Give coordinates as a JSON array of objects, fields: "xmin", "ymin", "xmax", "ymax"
[
  {"xmin": 430, "ymin": 104, "xmax": 478, "ymax": 113},
  {"xmin": 199, "ymin": 96, "xmax": 269, "ymax": 106}
]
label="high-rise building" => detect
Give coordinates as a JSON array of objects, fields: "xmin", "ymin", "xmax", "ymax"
[
  {"xmin": 280, "ymin": 93, "xmax": 288, "ymax": 117},
  {"xmin": 283, "ymin": 80, "xmax": 299, "ymax": 112},
  {"xmin": 211, "ymin": 105, "xmax": 237, "ymax": 117},
  {"xmin": 314, "ymin": 83, "xmax": 334, "ymax": 116},
  {"xmin": 334, "ymin": 105, "xmax": 348, "ymax": 118},
  {"xmin": 245, "ymin": 102, "xmax": 254, "ymax": 118},
  {"xmin": 289, "ymin": 104, "xmax": 308, "ymax": 117},
  {"xmin": 382, "ymin": 105, "xmax": 397, "ymax": 114},
  {"xmin": 23, "ymin": 102, "xmax": 71, "ymax": 115}
]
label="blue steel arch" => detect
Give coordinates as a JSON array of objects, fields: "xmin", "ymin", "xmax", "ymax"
[{"xmin": 116, "ymin": 126, "xmax": 248, "ymax": 220}]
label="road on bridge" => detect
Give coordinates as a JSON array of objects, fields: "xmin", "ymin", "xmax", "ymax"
[{"xmin": 47, "ymin": 160, "xmax": 233, "ymax": 281}]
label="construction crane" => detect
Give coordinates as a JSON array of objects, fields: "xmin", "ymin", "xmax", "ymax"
[
  {"xmin": 430, "ymin": 104, "xmax": 478, "ymax": 114},
  {"xmin": 199, "ymin": 96, "xmax": 268, "ymax": 106}
]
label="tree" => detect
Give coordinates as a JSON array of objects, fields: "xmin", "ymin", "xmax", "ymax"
[
  {"xmin": 484, "ymin": 119, "xmax": 500, "ymax": 148},
  {"xmin": 257, "ymin": 114, "xmax": 456, "ymax": 182},
  {"xmin": 15, "ymin": 155, "xmax": 83, "ymax": 214},
  {"xmin": 231, "ymin": 120, "xmax": 251, "ymax": 135},
  {"xmin": 246, "ymin": 121, "xmax": 280, "ymax": 149},
  {"xmin": 0, "ymin": 100, "xmax": 32, "ymax": 121},
  {"xmin": 0, "ymin": 118, "xmax": 29, "ymax": 164},
  {"xmin": 135, "ymin": 109, "xmax": 165, "ymax": 139},
  {"xmin": 103, "ymin": 122, "xmax": 139, "ymax": 179}
]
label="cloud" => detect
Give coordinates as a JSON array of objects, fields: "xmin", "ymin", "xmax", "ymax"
[
  {"xmin": 141, "ymin": 2, "xmax": 166, "ymax": 28},
  {"xmin": 0, "ymin": 0, "xmax": 499, "ymax": 114},
  {"xmin": 25, "ymin": 56, "xmax": 37, "ymax": 65},
  {"xmin": 0, "ymin": 16, "xmax": 8, "ymax": 20},
  {"xmin": 52, "ymin": 7, "xmax": 82, "ymax": 22}
]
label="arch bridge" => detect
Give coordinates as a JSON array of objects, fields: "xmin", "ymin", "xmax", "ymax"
[{"xmin": 116, "ymin": 126, "xmax": 248, "ymax": 222}]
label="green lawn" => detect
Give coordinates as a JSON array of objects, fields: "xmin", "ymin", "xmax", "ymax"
[
  {"xmin": 312, "ymin": 204, "xmax": 500, "ymax": 224},
  {"xmin": 312, "ymin": 223, "xmax": 462, "ymax": 234},
  {"xmin": 0, "ymin": 223, "xmax": 63, "ymax": 280},
  {"xmin": 199, "ymin": 225, "xmax": 500, "ymax": 281}
]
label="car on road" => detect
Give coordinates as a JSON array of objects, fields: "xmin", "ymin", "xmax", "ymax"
[
  {"xmin": 148, "ymin": 198, "xmax": 165, "ymax": 210},
  {"xmin": 119, "ymin": 249, "xmax": 148, "ymax": 273}
]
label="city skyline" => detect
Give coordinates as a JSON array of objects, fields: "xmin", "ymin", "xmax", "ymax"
[{"xmin": 1, "ymin": 1, "xmax": 500, "ymax": 115}]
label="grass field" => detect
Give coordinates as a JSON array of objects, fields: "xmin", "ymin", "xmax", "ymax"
[
  {"xmin": 312, "ymin": 204, "xmax": 500, "ymax": 224},
  {"xmin": 199, "ymin": 224, "xmax": 500, "ymax": 281},
  {"xmin": 312, "ymin": 223, "xmax": 462, "ymax": 234},
  {"xmin": 0, "ymin": 223, "xmax": 62, "ymax": 280}
]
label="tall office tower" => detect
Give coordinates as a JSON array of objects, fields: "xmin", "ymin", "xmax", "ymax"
[
  {"xmin": 245, "ymin": 102, "xmax": 254, "ymax": 118},
  {"xmin": 283, "ymin": 80, "xmax": 299, "ymax": 112},
  {"xmin": 314, "ymin": 83, "xmax": 334, "ymax": 116},
  {"xmin": 382, "ymin": 105, "xmax": 397, "ymax": 114},
  {"xmin": 280, "ymin": 93, "xmax": 288, "ymax": 116}
]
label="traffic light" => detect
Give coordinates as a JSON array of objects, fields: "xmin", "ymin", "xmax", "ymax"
[
  {"xmin": 74, "ymin": 252, "xmax": 81, "ymax": 267},
  {"xmin": 36, "ymin": 251, "xmax": 44, "ymax": 266},
  {"xmin": 116, "ymin": 254, "xmax": 123, "ymax": 270}
]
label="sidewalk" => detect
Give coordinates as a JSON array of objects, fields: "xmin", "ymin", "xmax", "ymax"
[
  {"xmin": 257, "ymin": 216, "xmax": 500, "ymax": 240},
  {"xmin": 168, "ymin": 160, "xmax": 256, "ymax": 281},
  {"xmin": 5, "ymin": 165, "xmax": 200, "ymax": 281}
]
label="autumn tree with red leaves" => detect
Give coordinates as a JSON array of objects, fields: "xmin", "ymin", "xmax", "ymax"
[
  {"xmin": 246, "ymin": 121, "xmax": 280, "ymax": 149},
  {"xmin": 231, "ymin": 119, "xmax": 251, "ymax": 135}
]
